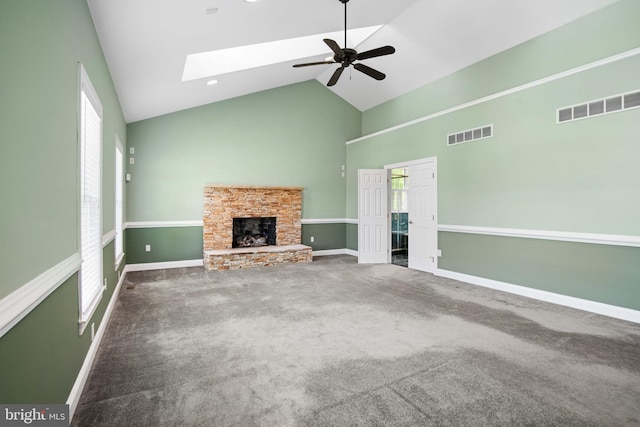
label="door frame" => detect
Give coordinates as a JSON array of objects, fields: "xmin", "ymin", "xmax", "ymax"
[{"xmin": 385, "ymin": 156, "xmax": 438, "ymax": 271}]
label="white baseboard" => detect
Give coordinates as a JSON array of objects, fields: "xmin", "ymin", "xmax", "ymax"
[
  {"xmin": 67, "ymin": 267, "xmax": 127, "ymax": 419},
  {"xmin": 435, "ymin": 268, "xmax": 640, "ymax": 324},
  {"xmin": 124, "ymin": 259, "xmax": 204, "ymax": 273},
  {"xmin": 312, "ymin": 248, "xmax": 357, "ymax": 257}
]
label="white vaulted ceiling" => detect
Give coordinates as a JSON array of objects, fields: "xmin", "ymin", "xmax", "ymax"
[{"xmin": 87, "ymin": 0, "xmax": 619, "ymax": 123}]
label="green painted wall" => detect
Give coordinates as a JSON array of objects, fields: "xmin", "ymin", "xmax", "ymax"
[
  {"xmin": 126, "ymin": 227, "xmax": 204, "ymax": 264},
  {"xmin": 126, "ymin": 81, "xmax": 360, "ymax": 222},
  {"xmin": 0, "ymin": 0, "xmax": 126, "ymax": 299},
  {"xmin": 347, "ymin": 0, "xmax": 640, "ymax": 308},
  {"xmin": 346, "ymin": 223, "xmax": 358, "ymax": 251},
  {"xmin": 362, "ymin": 0, "xmax": 640, "ymax": 135},
  {"xmin": 0, "ymin": 0, "xmax": 126, "ymax": 404},
  {"xmin": 349, "ymin": 55, "xmax": 640, "ymax": 231},
  {"xmin": 0, "ymin": 243, "xmax": 124, "ymax": 403},
  {"xmin": 0, "ymin": 274, "xmax": 85, "ymax": 403},
  {"xmin": 301, "ymin": 223, "xmax": 346, "ymax": 251},
  {"xmin": 125, "ymin": 223, "xmax": 348, "ymax": 264},
  {"xmin": 439, "ymin": 233, "xmax": 640, "ymax": 311}
]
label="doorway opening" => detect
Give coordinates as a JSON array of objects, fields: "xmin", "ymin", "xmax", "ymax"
[
  {"xmin": 391, "ymin": 168, "xmax": 409, "ymax": 267},
  {"xmin": 385, "ymin": 157, "xmax": 438, "ymax": 273},
  {"xmin": 358, "ymin": 157, "xmax": 436, "ymax": 271}
]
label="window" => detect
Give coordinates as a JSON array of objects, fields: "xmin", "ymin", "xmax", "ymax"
[
  {"xmin": 391, "ymin": 168, "xmax": 408, "ymax": 212},
  {"xmin": 115, "ymin": 137, "xmax": 124, "ymax": 267},
  {"xmin": 79, "ymin": 64, "xmax": 103, "ymax": 328}
]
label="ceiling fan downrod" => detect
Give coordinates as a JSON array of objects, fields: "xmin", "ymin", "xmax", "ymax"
[{"xmin": 341, "ymin": 0, "xmax": 349, "ymax": 48}]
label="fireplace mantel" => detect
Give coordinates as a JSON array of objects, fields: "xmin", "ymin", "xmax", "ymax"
[
  {"xmin": 205, "ymin": 184, "xmax": 304, "ymax": 191},
  {"xmin": 203, "ymin": 184, "xmax": 312, "ymax": 270}
]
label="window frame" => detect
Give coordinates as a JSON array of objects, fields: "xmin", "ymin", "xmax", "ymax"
[
  {"xmin": 78, "ymin": 63, "xmax": 104, "ymax": 333},
  {"xmin": 114, "ymin": 136, "xmax": 125, "ymax": 268}
]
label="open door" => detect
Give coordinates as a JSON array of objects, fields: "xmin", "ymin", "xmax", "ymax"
[
  {"xmin": 358, "ymin": 169, "xmax": 390, "ymax": 264},
  {"xmin": 407, "ymin": 161, "xmax": 437, "ymax": 272}
]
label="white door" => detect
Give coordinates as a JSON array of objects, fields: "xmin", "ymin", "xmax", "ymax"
[
  {"xmin": 408, "ymin": 161, "xmax": 437, "ymax": 272},
  {"xmin": 358, "ymin": 169, "xmax": 389, "ymax": 264}
]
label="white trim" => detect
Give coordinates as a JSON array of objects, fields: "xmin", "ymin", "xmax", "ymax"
[
  {"xmin": 115, "ymin": 252, "xmax": 125, "ymax": 270},
  {"xmin": 124, "ymin": 259, "xmax": 204, "ymax": 273},
  {"xmin": 101, "ymin": 229, "xmax": 116, "ymax": 247},
  {"xmin": 125, "ymin": 219, "xmax": 357, "ymax": 228},
  {"xmin": 345, "ymin": 218, "xmax": 358, "ymax": 225},
  {"xmin": 67, "ymin": 265, "xmax": 126, "ymax": 420},
  {"xmin": 385, "ymin": 157, "xmax": 437, "ymax": 169},
  {"xmin": 114, "ymin": 135, "xmax": 125, "ymax": 264},
  {"xmin": 301, "ymin": 218, "xmax": 350, "ymax": 225},
  {"xmin": 78, "ymin": 293, "xmax": 103, "ymax": 336},
  {"xmin": 0, "ymin": 254, "xmax": 82, "ymax": 338},
  {"xmin": 312, "ymin": 248, "xmax": 357, "ymax": 257},
  {"xmin": 347, "ymin": 47, "xmax": 640, "ymax": 145},
  {"xmin": 125, "ymin": 220, "xmax": 203, "ymax": 229},
  {"xmin": 435, "ymin": 269, "xmax": 640, "ymax": 324},
  {"xmin": 79, "ymin": 64, "xmax": 103, "ymax": 116},
  {"xmin": 344, "ymin": 248, "xmax": 359, "ymax": 257},
  {"xmin": 438, "ymin": 224, "xmax": 640, "ymax": 248}
]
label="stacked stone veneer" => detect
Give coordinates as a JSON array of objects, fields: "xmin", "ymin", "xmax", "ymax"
[{"xmin": 203, "ymin": 185, "xmax": 312, "ymax": 271}]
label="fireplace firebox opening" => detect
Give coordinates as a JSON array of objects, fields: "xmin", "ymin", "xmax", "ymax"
[{"xmin": 232, "ymin": 217, "xmax": 277, "ymax": 248}]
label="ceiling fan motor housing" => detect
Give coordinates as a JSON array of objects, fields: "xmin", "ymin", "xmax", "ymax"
[{"xmin": 337, "ymin": 48, "xmax": 358, "ymax": 65}]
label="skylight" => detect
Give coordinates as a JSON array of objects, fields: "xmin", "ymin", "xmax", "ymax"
[{"xmin": 182, "ymin": 25, "xmax": 383, "ymax": 82}]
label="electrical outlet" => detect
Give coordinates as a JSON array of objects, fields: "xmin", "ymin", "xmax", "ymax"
[
  {"xmin": 145, "ymin": 244, "xmax": 151, "ymax": 252},
  {"xmin": 129, "ymin": 147, "xmax": 135, "ymax": 154},
  {"xmin": 310, "ymin": 236, "xmax": 315, "ymax": 243},
  {"xmin": 129, "ymin": 157, "xmax": 135, "ymax": 165},
  {"xmin": 437, "ymin": 250, "xmax": 442, "ymax": 257}
]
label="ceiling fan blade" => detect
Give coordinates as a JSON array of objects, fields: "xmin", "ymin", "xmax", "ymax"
[
  {"xmin": 357, "ymin": 45, "xmax": 396, "ymax": 61},
  {"xmin": 354, "ymin": 63, "xmax": 386, "ymax": 81},
  {"xmin": 327, "ymin": 66, "xmax": 345, "ymax": 87},
  {"xmin": 292, "ymin": 61, "xmax": 335, "ymax": 68},
  {"xmin": 324, "ymin": 38, "xmax": 343, "ymax": 57}
]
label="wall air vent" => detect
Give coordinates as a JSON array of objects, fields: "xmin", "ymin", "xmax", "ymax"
[
  {"xmin": 447, "ymin": 124, "xmax": 493, "ymax": 146},
  {"xmin": 557, "ymin": 89, "xmax": 640, "ymax": 123}
]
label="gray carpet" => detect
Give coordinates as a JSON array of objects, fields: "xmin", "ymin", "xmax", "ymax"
[{"xmin": 72, "ymin": 255, "xmax": 640, "ymax": 426}]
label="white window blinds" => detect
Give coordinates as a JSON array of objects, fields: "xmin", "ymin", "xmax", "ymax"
[{"xmin": 79, "ymin": 65, "xmax": 103, "ymax": 324}]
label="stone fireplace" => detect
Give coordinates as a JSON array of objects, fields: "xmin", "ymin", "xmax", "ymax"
[{"xmin": 203, "ymin": 185, "xmax": 312, "ymax": 271}]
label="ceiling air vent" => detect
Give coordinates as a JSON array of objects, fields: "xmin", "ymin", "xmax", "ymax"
[
  {"xmin": 447, "ymin": 125, "xmax": 493, "ymax": 146},
  {"xmin": 557, "ymin": 89, "xmax": 640, "ymax": 123}
]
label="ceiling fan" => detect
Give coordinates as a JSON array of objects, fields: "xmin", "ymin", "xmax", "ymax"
[{"xmin": 292, "ymin": 0, "xmax": 396, "ymax": 87}]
